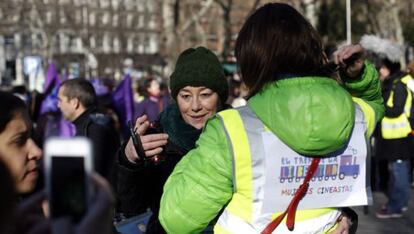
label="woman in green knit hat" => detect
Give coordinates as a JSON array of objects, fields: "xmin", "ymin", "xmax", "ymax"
[{"xmin": 115, "ymin": 46, "xmax": 229, "ymax": 233}]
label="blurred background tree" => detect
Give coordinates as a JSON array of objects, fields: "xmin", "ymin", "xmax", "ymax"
[{"xmin": 1, "ymin": 0, "xmax": 414, "ymax": 88}]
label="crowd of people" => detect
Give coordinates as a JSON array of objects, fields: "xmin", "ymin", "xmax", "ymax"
[{"xmin": 1, "ymin": 2, "xmax": 414, "ymax": 234}]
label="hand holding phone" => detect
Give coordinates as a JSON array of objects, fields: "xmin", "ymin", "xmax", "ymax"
[
  {"xmin": 128, "ymin": 120, "xmax": 146, "ymax": 161},
  {"xmin": 125, "ymin": 115, "xmax": 169, "ymax": 165},
  {"xmin": 50, "ymin": 173, "xmax": 115, "ymax": 234},
  {"xmin": 44, "ymin": 137, "xmax": 93, "ymax": 224}
]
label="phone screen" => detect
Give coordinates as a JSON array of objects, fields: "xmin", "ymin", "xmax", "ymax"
[{"xmin": 50, "ymin": 156, "xmax": 86, "ymax": 223}]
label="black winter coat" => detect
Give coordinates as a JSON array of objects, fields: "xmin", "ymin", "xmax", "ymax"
[
  {"xmin": 376, "ymin": 71, "xmax": 413, "ymax": 161},
  {"xmin": 73, "ymin": 108, "xmax": 120, "ymax": 181},
  {"xmin": 116, "ymin": 103, "xmax": 202, "ymax": 234}
]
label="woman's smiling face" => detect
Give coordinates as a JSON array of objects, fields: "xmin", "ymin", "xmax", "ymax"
[{"xmin": 176, "ymin": 86, "xmax": 219, "ymax": 129}]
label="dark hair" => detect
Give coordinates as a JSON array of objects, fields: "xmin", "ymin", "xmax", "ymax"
[
  {"xmin": 143, "ymin": 77, "xmax": 159, "ymax": 97},
  {"xmin": 11, "ymin": 85, "xmax": 27, "ymax": 94},
  {"xmin": 235, "ymin": 3, "xmax": 327, "ymax": 97},
  {"xmin": 0, "ymin": 91, "xmax": 28, "ymax": 133},
  {"xmin": 381, "ymin": 58, "xmax": 401, "ymax": 75},
  {"xmin": 60, "ymin": 78, "xmax": 97, "ymax": 108}
]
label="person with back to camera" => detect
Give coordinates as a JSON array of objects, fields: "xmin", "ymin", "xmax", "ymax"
[
  {"xmin": 159, "ymin": 3, "xmax": 384, "ymax": 234},
  {"xmin": 116, "ymin": 46, "xmax": 229, "ymax": 233}
]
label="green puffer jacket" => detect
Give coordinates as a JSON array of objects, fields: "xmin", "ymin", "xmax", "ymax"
[{"xmin": 159, "ymin": 61, "xmax": 384, "ymax": 233}]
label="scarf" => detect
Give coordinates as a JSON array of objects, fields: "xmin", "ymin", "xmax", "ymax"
[{"xmin": 159, "ymin": 103, "xmax": 202, "ymax": 153}]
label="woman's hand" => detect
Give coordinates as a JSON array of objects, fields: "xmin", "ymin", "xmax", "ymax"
[
  {"xmin": 11, "ymin": 175, "xmax": 115, "ymax": 234},
  {"xmin": 50, "ymin": 173, "xmax": 115, "ymax": 234},
  {"xmin": 333, "ymin": 44, "xmax": 365, "ymax": 78},
  {"xmin": 13, "ymin": 191, "xmax": 50, "ymax": 234},
  {"xmin": 329, "ymin": 215, "xmax": 351, "ymax": 234},
  {"xmin": 124, "ymin": 115, "xmax": 169, "ymax": 164}
]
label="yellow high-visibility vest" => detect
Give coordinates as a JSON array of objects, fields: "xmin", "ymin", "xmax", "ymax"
[
  {"xmin": 214, "ymin": 105, "xmax": 369, "ymax": 234},
  {"xmin": 381, "ymin": 75, "xmax": 413, "ymax": 139}
]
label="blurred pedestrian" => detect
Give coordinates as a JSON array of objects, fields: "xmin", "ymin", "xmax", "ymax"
[
  {"xmin": 375, "ymin": 53, "xmax": 413, "ymax": 218},
  {"xmin": 134, "ymin": 77, "xmax": 169, "ymax": 123},
  {"xmin": 0, "ymin": 91, "xmax": 42, "ymax": 195},
  {"xmin": 0, "ymin": 91, "xmax": 116, "ymax": 234},
  {"xmin": 360, "ymin": 35, "xmax": 414, "ymax": 218},
  {"xmin": 58, "ymin": 78, "xmax": 120, "ymax": 181},
  {"xmin": 227, "ymin": 78, "xmax": 247, "ymax": 107}
]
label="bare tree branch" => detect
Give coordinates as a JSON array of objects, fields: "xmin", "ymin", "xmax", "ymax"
[
  {"xmin": 179, "ymin": 0, "xmax": 214, "ymax": 34},
  {"xmin": 250, "ymin": 0, "xmax": 261, "ymax": 14},
  {"xmin": 214, "ymin": 0, "xmax": 227, "ymax": 11}
]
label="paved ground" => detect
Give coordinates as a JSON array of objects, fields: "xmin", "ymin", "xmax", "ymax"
[
  {"xmin": 115, "ymin": 191, "xmax": 414, "ymax": 234},
  {"xmin": 355, "ymin": 191, "xmax": 414, "ymax": 234}
]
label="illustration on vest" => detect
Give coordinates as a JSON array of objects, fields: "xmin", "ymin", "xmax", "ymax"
[{"xmin": 279, "ymin": 154, "xmax": 360, "ymax": 183}]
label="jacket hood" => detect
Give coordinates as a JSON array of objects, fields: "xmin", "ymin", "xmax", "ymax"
[{"xmin": 248, "ymin": 77, "xmax": 355, "ymax": 156}]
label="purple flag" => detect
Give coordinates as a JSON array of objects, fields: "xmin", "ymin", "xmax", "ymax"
[
  {"xmin": 43, "ymin": 62, "xmax": 59, "ymax": 91},
  {"xmin": 59, "ymin": 117, "xmax": 76, "ymax": 137},
  {"xmin": 92, "ymin": 78, "xmax": 110, "ymax": 96},
  {"xmin": 40, "ymin": 63, "xmax": 60, "ymax": 114},
  {"xmin": 39, "ymin": 62, "xmax": 76, "ymax": 137},
  {"xmin": 112, "ymin": 74, "xmax": 134, "ymax": 138}
]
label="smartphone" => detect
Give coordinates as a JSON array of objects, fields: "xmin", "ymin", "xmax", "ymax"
[
  {"xmin": 128, "ymin": 120, "xmax": 146, "ymax": 160},
  {"xmin": 44, "ymin": 137, "xmax": 93, "ymax": 223}
]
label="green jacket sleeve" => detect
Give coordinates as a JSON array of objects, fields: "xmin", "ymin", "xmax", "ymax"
[
  {"xmin": 159, "ymin": 117, "xmax": 233, "ymax": 233},
  {"xmin": 341, "ymin": 60, "xmax": 385, "ymax": 124}
]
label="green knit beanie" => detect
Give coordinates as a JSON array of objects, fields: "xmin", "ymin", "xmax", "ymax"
[{"xmin": 170, "ymin": 47, "xmax": 228, "ymax": 104}]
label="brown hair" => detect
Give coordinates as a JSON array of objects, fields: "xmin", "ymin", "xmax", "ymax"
[
  {"xmin": 60, "ymin": 78, "xmax": 97, "ymax": 108},
  {"xmin": 235, "ymin": 3, "xmax": 327, "ymax": 98}
]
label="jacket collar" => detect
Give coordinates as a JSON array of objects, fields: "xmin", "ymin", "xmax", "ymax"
[{"xmin": 73, "ymin": 107, "xmax": 95, "ymax": 126}]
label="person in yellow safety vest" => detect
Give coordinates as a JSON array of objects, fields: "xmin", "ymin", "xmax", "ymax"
[
  {"xmin": 375, "ymin": 56, "xmax": 414, "ymax": 219},
  {"xmin": 159, "ymin": 3, "xmax": 384, "ymax": 234}
]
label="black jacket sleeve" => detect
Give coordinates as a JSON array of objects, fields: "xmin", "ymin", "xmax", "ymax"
[
  {"xmin": 115, "ymin": 142, "xmax": 174, "ymax": 220},
  {"xmin": 115, "ymin": 143, "xmax": 153, "ymax": 216},
  {"xmin": 87, "ymin": 123, "xmax": 120, "ymax": 181},
  {"xmin": 385, "ymin": 81, "xmax": 408, "ymax": 118}
]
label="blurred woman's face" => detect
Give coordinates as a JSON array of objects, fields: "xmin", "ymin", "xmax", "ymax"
[
  {"xmin": 0, "ymin": 114, "xmax": 42, "ymax": 194},
  {"xmin": 147, "ymin": 80, "xmax": 161, "ymax": 97},
  {"xmin": 379, "ymin": 66, "xmax": 390, "ymax": 82},
  {"xmin": 177, "ymin": 86, "xmax": 219, "ymax": 129}
]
